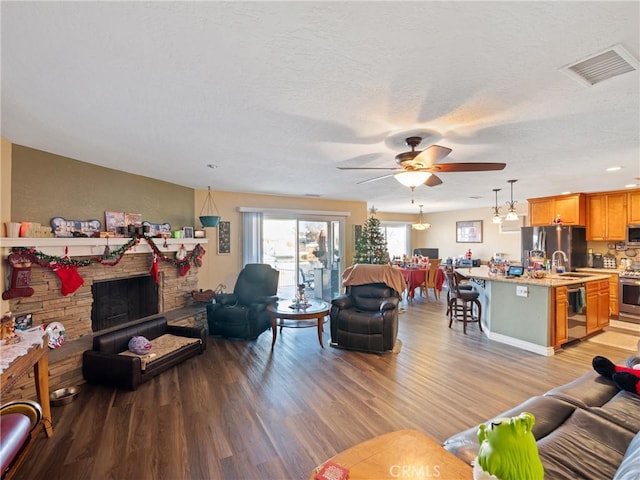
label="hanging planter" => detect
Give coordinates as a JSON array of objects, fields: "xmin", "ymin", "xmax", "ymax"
[{"xmin": 199, "ymin": 186, "xmax": 221, "ymax": 227}]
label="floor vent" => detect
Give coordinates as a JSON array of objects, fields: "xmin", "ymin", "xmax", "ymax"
[{"xmin": 561, "ymin": 44, "xmax": 639, "ymax": 86}]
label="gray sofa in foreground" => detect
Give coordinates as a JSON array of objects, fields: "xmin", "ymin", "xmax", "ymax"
[{"xmin": 443, "ymin": 357, "xmax": 640, "ymax": 479}]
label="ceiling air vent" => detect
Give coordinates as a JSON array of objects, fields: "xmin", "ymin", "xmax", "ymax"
[{"xmin": 561, "ymin": 44, "xmax": 639, "ymax": 86}]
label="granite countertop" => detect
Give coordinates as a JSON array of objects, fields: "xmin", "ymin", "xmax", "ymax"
[
  {"xmin": 457, "ymin": 266, "xmax": 611, "ymax": 287},
  {"xmin": 576, "ymin": 267, "xmax": 625, "ymax": 275}
]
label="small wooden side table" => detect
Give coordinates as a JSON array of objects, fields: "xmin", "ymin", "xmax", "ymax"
[
  {"xmin": 309, "ymin": 429, "xmax": 471, "ymax": 480},
  {"xmin": 1, "ymin": 340, "xmax": 53, "ymax": 437},
  {"xmin": 268, "ymin": 300, "xmax": 330, "ymax": 349}
]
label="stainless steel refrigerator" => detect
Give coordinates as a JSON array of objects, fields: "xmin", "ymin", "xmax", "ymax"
[{"xmin": 521, "ymin": 226, "xmax": 587, "ymax": 271}]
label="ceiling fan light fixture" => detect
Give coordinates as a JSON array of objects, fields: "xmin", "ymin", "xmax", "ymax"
[
  {"xmin": 412, "ymin": 204, "xmax": 431, "ymax": 230},
  {"xmin": 394, "ymin": 171, "xmax": 431, "ymax": 188}
]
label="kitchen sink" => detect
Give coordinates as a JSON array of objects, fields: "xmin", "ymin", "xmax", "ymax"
[
  {"xmin": 544, "ymin": 272, "xmax": 595, "ymax": 281},
  {"xmin": 558, "ymin": 272, "xmax": 595, "ymax": 277}
]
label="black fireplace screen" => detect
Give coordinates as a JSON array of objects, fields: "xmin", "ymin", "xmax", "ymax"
[{"xmin": 91, "ymin": 275, "xmax": 159, "ymax": 332}]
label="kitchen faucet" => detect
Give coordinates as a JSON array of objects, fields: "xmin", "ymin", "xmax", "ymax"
[{"xmin": 552, "ymin": 250, "xmax": 568, "ymax": 271}]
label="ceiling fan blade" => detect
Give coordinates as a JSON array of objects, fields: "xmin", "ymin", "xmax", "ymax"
[
  {"xmin": 412, "ymin": 145, "xmax": 452, "ymax": 166},
  {"xmin": 357, "ymin": 174, "xmax": 395, "ymax": 185},
  {"xmin": 429, "ymin": 162, "xmax": 506, "ymax": 172},
  {"xmin": 337, "ymin": 167, "xmax": 398, "ymax": 171},
  {"xmin": 425, "ymin": 174, "xmax": 443, "ymax": 187}
]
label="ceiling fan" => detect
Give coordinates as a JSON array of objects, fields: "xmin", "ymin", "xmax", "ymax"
[{"xmin": 337, "ymin": 136, "xmax": 506, "ymax": 188}]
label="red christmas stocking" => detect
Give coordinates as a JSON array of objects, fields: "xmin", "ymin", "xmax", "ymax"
[
  {"xmin": 178, "ymin": 262, "xmax": 190, "ymax": 277},
  {"xmin": 2, "ymin": 253, "xmax": 35, "ymax": 300},
  {"xmin": 53, "ymin": 266, "xmax": 84, "ymax": 296},
  {"xmin": 150, "ymin": 254, "xmax": 160, "ymax": 284}
]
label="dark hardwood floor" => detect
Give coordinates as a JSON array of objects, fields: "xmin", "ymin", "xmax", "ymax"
[{"xmin": 15, "ymin": 294, "xmax": 633, "ymax": 480}]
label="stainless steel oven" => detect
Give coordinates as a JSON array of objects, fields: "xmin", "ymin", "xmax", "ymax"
[{"xmin": 620, "ymin": 275, "xmax": 640, "ymax": 315}]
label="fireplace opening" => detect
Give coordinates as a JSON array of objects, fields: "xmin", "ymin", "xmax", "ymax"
[{"xmin": 91, "ymin": 274, "xmax": 159, "ymax": 332}]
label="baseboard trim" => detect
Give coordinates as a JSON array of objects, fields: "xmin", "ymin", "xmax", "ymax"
[{"xmin": 485, "ymin": 331, "xmax": 555, "ymax": 356}]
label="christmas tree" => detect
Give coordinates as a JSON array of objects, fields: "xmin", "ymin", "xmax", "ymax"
[{"xmin": 353, "ymin": 213, "xmax": 390, "ymax": 264}]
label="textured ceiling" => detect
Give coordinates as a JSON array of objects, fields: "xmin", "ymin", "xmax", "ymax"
[{"xmin": 2, "ymin": 1, "xmax": 639, "ymax": 214}]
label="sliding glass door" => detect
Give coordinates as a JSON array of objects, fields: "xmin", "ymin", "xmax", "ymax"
[{"xmin": 260, "ymin": 216, "xmax": 342, "ymax": 300}]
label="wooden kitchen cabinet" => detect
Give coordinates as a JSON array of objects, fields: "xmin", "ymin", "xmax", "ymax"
[
  {"xmin": 609, "ymin": 273, "xmax": 619, "ymax": 319},
  {"xmin": 628, "ymin": 190, "xmax": 640, "ymax": 224},
  {"xmin": 553, "ymin": 286, "xmax": 568, "ymax": 347},
  {"xmin": 586, "ymin": 280, "xmax": 610, "ymax": 335},
  {"xmin": 528, "ymin": 194, "xmax": 585, "ymax": 226},
  {"xmin": 529, "ymin": 199, "xmax": 553, "ymax": 227},
  {"xmin": 587, "ymin": 192, "xmax": 627, "ymax": 241},
  {"xmin": 598, "ymin": 280, "xmax": 610, "ymax": 329}
]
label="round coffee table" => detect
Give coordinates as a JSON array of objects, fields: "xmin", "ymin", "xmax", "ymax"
[{"xmin": 268, "ymin": 299, "xmax": 330, "ymax": 349}]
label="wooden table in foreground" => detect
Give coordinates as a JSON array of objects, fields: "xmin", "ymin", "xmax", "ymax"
[
  {"xmin": 309, "ymin": 429, "xmax": 471, "ymax": 480},
  {"xmin": 1, "ymin": 340, "xmax": 53, "ymax": 437}
]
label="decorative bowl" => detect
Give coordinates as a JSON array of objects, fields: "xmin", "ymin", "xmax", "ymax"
[
  {"xmin": 50, "ymin": 386, "xmax": 80, "ymax": 406},
  {"xmin": 199, "ymin": 215, "xmax": 220, "ymax": 227}
]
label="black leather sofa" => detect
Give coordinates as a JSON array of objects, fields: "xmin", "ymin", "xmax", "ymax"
[
  {"xmin": 330, "ymin": 283, "xmax": 399, "ymax": 353},
  {"xmin": 443, "ymin": 357, "xmax": 640, "ymax": 479},
  {"xmin": 83, "ymin": 316, "xmax": 206, "ymax": 390}
]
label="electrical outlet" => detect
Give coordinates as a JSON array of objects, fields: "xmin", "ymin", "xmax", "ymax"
[{"xmin": 516, "ymin": 286, "xmax": 528, "ymax": 297}]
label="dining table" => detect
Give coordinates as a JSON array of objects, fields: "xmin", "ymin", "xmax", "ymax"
[{"xmin": 398, "ymin": 266, "xmax": 427, "ymax": 302}]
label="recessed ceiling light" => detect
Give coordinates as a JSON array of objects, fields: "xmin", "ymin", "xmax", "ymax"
[{"xmin": 606, "ymin": 166, "xmax": 622, "ymax": 172}]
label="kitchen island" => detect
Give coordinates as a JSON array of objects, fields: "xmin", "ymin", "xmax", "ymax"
[{"xmin": 455, "ymin": 266, "xmax": 611, "ymax": 356}]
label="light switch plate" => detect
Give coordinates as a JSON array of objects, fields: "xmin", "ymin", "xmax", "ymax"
[{"xmin": 516, "ymin": 285, "xmax": 529, "ymax": 297}]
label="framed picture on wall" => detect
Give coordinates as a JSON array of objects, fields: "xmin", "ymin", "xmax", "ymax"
[
  {"xmin": 218, "ymin": 221, "xmax": 231, "ymax": 255},
  {"xmin": 456, "ymin": 220, "xmax": 483, "ymax": 243}
]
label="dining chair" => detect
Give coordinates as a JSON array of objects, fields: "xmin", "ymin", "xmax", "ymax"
[{"xmin": 420, "ymin": 259, "xmax": 442, "ymax": 300}]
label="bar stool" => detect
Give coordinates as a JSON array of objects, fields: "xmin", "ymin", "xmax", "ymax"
[
  {"xmin": 445, "ymin": 270, "xmax": 482, "ymax": 334},
  {"xmin": 444, "ymin": 268, "xmax": 475, "ymax": 316}
]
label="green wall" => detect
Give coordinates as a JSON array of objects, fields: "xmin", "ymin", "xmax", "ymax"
[
  {"xmin": 488, "ymin": 281, "xmax": 551, "ymax": 346},
  {"xmin": 11, "ymin": 145, "xmax": 194, "ymax": 231}
]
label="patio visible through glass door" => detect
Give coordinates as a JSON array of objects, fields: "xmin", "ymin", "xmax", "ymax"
[{"xmin": 263, "ymin": 218, "xmax": 341, "ymax": 301}]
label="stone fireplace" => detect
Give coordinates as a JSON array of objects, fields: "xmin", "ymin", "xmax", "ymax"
[
  {"xmin": 2, "ymin": 239, "xmax": 207, "ymax": 401},
  {"xmin": 6, "ymin": 252, "xmax": 199, "ymax": 342},
  {"xmin": 91, "ymin": 274, "xmax": 159, "ymax": 332}
]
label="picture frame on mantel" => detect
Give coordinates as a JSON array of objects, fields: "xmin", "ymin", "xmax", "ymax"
[
  {"xmin": 217, "ymin": 221, "xmax": 231, "ymax": 255},
  {"xmin": 456, "ymin": 220, "xmax": 483, "ymax": 243}
]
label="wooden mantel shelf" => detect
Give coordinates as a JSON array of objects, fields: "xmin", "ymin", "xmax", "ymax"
[{"xmin": 0, "ymin": 237, "xmax": 208, "ymax": 257}]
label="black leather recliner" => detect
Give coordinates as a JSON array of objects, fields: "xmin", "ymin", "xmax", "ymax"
[
  {"xmin": 206, "ymin": 264, "xmax": 279, "ymax": 340},
  {"xmin": 330, "ymin": 282, "xmax": 400, "ymax": 353}
]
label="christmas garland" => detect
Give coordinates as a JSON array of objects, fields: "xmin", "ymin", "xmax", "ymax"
[{"xmin": 9, "ymin": 236, "xmax": 206, "ymax": 270}]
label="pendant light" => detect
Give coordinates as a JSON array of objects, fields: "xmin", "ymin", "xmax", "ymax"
[
  {"xmin": 412, "ymin": 204, "xmax": 431, "ymax": 230},
  {"xmin": 491, "ymin": 188, "xmax": 502, "ymax": 224},
  {"xmin": 199, "ymin": 186, "xmax": 221, "ymax": 227},
  {"xmin": 505, "ymin": 179, "xmax": 519, "ymax": 221}
]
